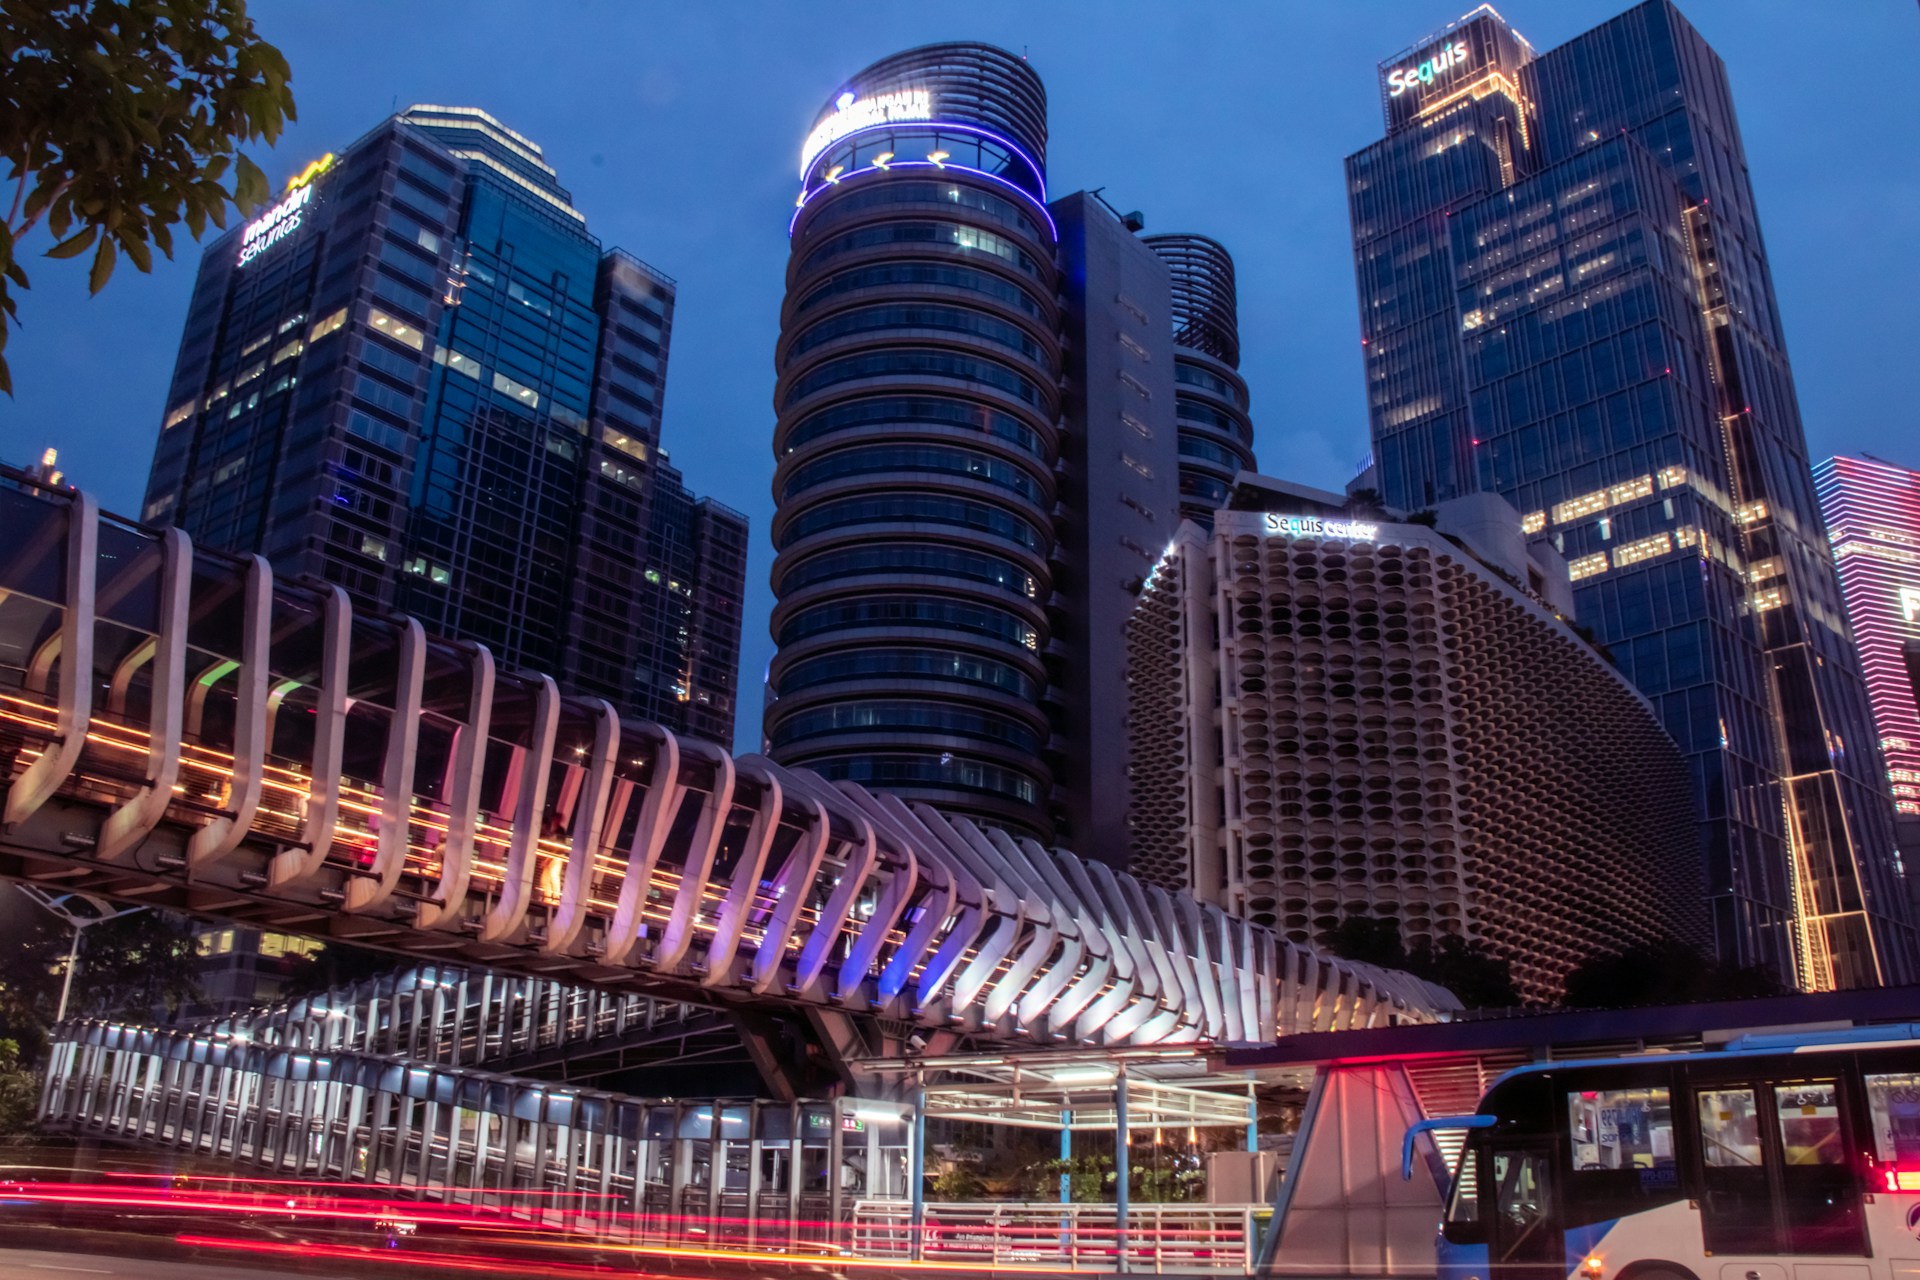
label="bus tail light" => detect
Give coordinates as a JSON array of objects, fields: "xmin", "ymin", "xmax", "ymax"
[{"xmin": 1583, "ymin": 1257, "xmax": 1603, "ymax": 1278}]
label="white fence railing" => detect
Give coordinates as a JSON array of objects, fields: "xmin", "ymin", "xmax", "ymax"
[{"xmin": 850, "ymin": 1199, "xmax": 1267, "ymax": 1274}]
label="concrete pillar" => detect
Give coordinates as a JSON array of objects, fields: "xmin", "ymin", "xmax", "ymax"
[
  {"xmin": 909, "ymin": 1085, "xmax": 926, "ymax": 1262},
  {"xmin": 1115, "ymin": 1068, "xmax": 1130, "ymax": 1275}
]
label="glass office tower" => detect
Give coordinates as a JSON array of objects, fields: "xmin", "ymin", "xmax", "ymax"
[
  {"xmin": 767, "ymin": 46, "xmax": 1238, "ymax": 848},
  {"xmin": 1142, "ymin": 235, "xmax": 1257, "ymax": 527},
  {"xmin": 768, "ymin": 45, "xmax": 1064, "ymax": 838},
  {"xmin": 1347, "ymin": 2, "xmax": 1913, "ymax": 987},
  {"xmin": 143, "ymin": 106, "xmax": 747, "ymax": 742}
]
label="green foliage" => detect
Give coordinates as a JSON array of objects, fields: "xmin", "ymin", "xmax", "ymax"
[
  {"xmin": 1033, "ymin": 1149, "xmax": 1207, "ymax": 1203},
  {"xmin": 1319, "ymin": 914, "xmax": 1521, "ymax": 1009},
  {"xmin": 276, "ymin": 938, "xmax": 398, "ymax": 1002},
  {"xmin": 0, "ymin": 0, "xmax": 297, "ymax": 391},
  {"xmin": 0, "ymin": 1038, "xmax": 40, "ymax": 1139},
  {"xmin": 930, "ymin": 1163, "xmax": 986, "ymax": 1201},
  {"xmin": 69, "ymin": 911, "xmax": 204, "ymax": 1019},
  {"xmin": 0, "ymin": 904, "xmax": 66, "ymax": 1060},
  {"xmin": 1562, "ymin": 938, "xmax": 1785, "ymax": 1010}
]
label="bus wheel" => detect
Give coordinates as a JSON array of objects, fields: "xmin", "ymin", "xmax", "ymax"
[{"xmin": 1623, "ymin": 1265, "xmax": 1697, "ymax": 1280}]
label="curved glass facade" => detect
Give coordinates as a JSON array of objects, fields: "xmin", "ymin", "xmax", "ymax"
[
  {"xmin": 1143, "ymin": 234, "xmax": 1257, "ymax": 528},
  {"xmin": 768, "ymin": 43, "xmax": 1060, "ymax": 838}
]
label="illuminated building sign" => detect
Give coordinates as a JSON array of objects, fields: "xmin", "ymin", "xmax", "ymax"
[
  {"xmin": 800, "ymin": 87, "xmax": 932, "ymax": 176},
  {"xmin": 1387, "ymin": 40, "xmax": 1470, "ymax": 96},
  {"xmin": 237, "ymin": 154, "xmax": 333, "ymax": 267},
  {"xmin": 1264, "ymin": 513, "xmax": 1379, "ymax": 541}
]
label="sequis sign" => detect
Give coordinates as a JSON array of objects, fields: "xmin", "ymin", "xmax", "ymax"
[
  {"xmin": 237, "ymin": 153, "xmax": 334, "ymax": 267},
  {"xmin": 1265, "ymin": 513, "xmax": 1380, "ymax": 542},
  {"xmin": 1387, "ymin": 39, "xmax": 1471, "ymax": 97}
]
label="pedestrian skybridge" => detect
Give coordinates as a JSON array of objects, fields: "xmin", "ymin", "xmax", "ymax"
[{"xmin": 0, "ymin": 476, "xmax": 1446, "ymax": 1047}]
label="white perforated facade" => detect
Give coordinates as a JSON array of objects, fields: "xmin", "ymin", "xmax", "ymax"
[{"xmin": 1127, "ymin": 505, "xmax": 1708, "ymax": 1001}]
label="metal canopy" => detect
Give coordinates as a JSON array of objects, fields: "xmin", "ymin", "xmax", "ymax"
[
  {"xmin": 921, "ymin": 1075, "xmax": 1253, "ymax": 1130},
  {"xmin": 850, "ymin": 1047, "xmax": 1264, "ymax": 1131}
]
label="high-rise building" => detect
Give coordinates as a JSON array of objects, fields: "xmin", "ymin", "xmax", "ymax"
[
  {"xmin": 141, "ymin": 106, "xmax": 746, "ymax": 743},
  {"xmin": 764, "ymin": 45, "xmax": 1253, "ymax": 847},
  {"xmin": 1346, "ymin": 2, "xmax": 1912, "ymax": 987},
  {"xmin": 1141, "ymin": 235, "xmax": 1258, "ymax": 528},
  {"xmin": 767, "ymin": 45, "xmax": 1248, "ymax": 847},
  {"xmin": 767, "ymin": 45, "xmax": 1064, "ymax": 839},
  {"xmin": 1815, "ymin": 455, "xmax": 1920, "ymax": 877},
  {"xmin": 1127, "ymin": 479, "xmax": 1706, "ymax": 1001}
]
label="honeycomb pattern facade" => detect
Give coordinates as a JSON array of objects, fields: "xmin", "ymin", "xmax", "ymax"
[{"xmin": 1127, "ymin": 511, "xmax": 1709, "ymax": 1002}]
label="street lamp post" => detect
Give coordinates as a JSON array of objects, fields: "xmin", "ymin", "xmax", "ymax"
[{"xmin": 15, "ymin": 886, "xmax": 146, "ymax": 1023}]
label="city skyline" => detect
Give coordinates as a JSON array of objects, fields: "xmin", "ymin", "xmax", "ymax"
[{"xmin": 1, "ymin": 0, "xmax": 1915, "ymax": 755}]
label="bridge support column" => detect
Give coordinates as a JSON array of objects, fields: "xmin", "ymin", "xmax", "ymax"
[
  {"xmin": 1059, "ymin": 1108, "xmax": 1072, "ymax": 1259},
  {"xmin": 909, "ymin": 1083, "xmax": 925, "ymax": 1262},
  {"xmin": 1114, "ymin": 1066, "xmax": 1129, "ymax": 1274}
]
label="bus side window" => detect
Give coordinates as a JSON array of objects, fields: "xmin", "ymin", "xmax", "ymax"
[
  {"xmin": 1864, "ymin": 1073, "xmax": 1920, "ymax": 1173},
  {"xmin": 1567, "ymin": 1087, "xmax": 1674, "ymax": 1171},
  {"xmin": 1775, "ymin": 1083, "xmax": 1845, "ymax": 1165},
  {"xmin": 1442, "ymin": 1146, "xmax": 1485, "ymax": 1245},
  {"xmin": 1697, "ymin": 1089, "xmax": 1765, "ymax": 1167},
  {"xmin": 1563, "ymin": 1087, "xmax": 1680, "ymax": 1225}
]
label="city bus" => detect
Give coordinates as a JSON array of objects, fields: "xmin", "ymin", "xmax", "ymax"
[{"xmin": 1403, "ymin": 1025, "xmax": 1920, "ymax": 1280}]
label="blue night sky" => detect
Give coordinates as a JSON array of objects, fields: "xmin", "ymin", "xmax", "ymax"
[{"xmin": 3, "ymin": 1, "xmax": 1915, "ymax": 753}]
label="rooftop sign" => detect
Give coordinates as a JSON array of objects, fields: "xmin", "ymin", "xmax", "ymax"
[
  {"xmin": 1265, "ymin": 513, "xmax": 1379, "ymax": 542},
  {"xmin": 1387, "ymin": 39, "xmax": 1470, "ymax": 97},
  {"xmin": 237, "ymin": 154, "xmax": 333, "ymax": 267},
  {"xmin": 800, "ymin": 88, "xmax": 932, "ymax": 176}
]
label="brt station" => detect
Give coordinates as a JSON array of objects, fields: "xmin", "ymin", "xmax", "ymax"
[{"xmin": 36, "ymin": 964, "xmax": 1920, "ymax": 1273}]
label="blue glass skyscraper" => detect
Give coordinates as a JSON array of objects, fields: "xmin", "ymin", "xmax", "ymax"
[
  {"xmin": 1348, "ymin": 2, "xmax": 1911, "ymax": 987},
  {"xmin": 143, "ymin": 106, "xmax": 746, "ymax": 742}
]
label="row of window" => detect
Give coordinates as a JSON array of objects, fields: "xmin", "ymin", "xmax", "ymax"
[
  {"xmin": 810, "ymin": 752, "xmax": 1041, "ymax": 806},
  {"xmin": 778, "ymin": 647, "xmax": 1039, "ymax": 700},
  {"xmin": 1174, "ymin": 360, "xmax": 1248, "ymax": 408},
  {"xmin": 777, "ymin": 543, "xmax": 1038, "ymax": 599},
  {"xmin": 784, "ymin": 346, "xmax": 1046, "ymax": 411},
  {"xmin": 789, "ymin": 302, "xmax": 1046, "ymax": 363},
  {"xmin": 781, "ymin": 442, "xmax": 1045, "ymax": 505},
  {"xmin": 783, "ymin": 395, "xmax": 1044, "ymax": 459},
  {"xmin": 799, "ymin": 220, "xmax": 1043, "ymax": 281},
  {"xmin": 1178, "ymin": 432, "xmax": 1246, "ymax": 469},
  {"xmin": 771, "ymin": 700, "xmax": 1040, "ymax": 754},
  {"xmin": 802, "ymin": 179, "xmax": 1045, "ymax": 246},
  {"xmin": 1175, "ymin": 394, "xmax": 1250, "ymax": 441},
  {"xmin": 778, "ymin": 492, "xmax": 1045, "ymax": 552},
  {"xmin": 797, "ymin": 260, "xmax": 1047, "ymax": 321},
  {"xmin": 777, "ymin": 596, "xmax": 1039, "ymax": 651}
]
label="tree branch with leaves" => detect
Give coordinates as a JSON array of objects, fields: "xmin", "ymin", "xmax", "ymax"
[{"xmin": 0, "ymin": 0, "xmax": 296, "ymax": 393}]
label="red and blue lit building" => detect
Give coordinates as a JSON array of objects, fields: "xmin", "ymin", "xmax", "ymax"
[{"xmin": 1814, "ymin": 456, "xmax": 1920, "ymax": 836}]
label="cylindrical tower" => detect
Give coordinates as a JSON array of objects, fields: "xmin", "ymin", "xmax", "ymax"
[
  {"xmin": 1143, "ymin": 235, "xmax": 1256, "ymax": 526},
  {"xmin": 768, "ymin": 43, "xmax": 1061, "ymax": 839}
]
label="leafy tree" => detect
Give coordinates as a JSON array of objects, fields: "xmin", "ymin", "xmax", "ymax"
[
  {"xmin": 0, "ymin": 0, "xmax": 297, "ymax": 392},
  {"xmin": 276, "ymin": 937, "xmax": 399, "ymax": 1002},
  {"xmin": 0, "ymin": 1038, "xmax": 40, "ymax": 1140},
  {"xmin": 0, "ymin": 907, "xmax": 65, "ymax": 1064},
  {"xmin": 1319, "ymin": 914, "xmax": 1520, "ymax": 1009},
  {"xmin": 65, "ymin": 911, "xmax": 203, "ymax": 1021},
  {"xmin": 1317, "ymin": 915, "xmax": 1408, "ymax": 970},
  {"xmin": 1562, "ymin": 938, "xmax": 1785, "ymax": 1010},
  {"xmin": 1408, "ymin": 933, "xmax": 1520, "ymax": 1009}
]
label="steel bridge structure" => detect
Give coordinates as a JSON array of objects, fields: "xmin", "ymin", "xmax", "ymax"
[{"xmin": 0, "ymin": 476, "xmax": 1442, "ymax": 1054}]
